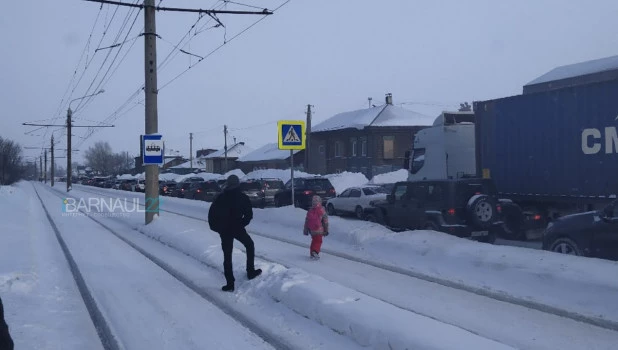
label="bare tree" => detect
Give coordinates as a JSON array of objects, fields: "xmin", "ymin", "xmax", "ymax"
[
  {"xmin": 0, "ymin": 136, "xmax": 24, "ymax": 185},
  {"xmin": 84, "ymin": 141, "xmax": 114, "ymax": 175}
]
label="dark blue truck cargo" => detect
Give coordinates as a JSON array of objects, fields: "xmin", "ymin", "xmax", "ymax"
[{"xmin": 473, "ymin": 78, "xmax": 618, "ymax": 215}]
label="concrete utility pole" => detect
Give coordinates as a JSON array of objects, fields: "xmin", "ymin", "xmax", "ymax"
[
  {"xmin": 44, "ymin": 150, "xmax": 47, "ymax": 184},
  {"xmin": 144, "ymin": 0, "xmax": 159, "ymax": 224},
  {"xmin": 223, "ymin": 125, "xmax": 228, "ymax": 174},
  {"xmin": 51, "ymin": 136, "xmax": 55, "ymax": 187},
  {"xmin": 39, "ymin": 156, "xmax": 42, "ymax": 181},
  {"xmin": 67, "ymin": 108, "xmax": 72, "ymax": 191},
  {"xmin": 305, "ymin": 104, "xmax": 312, "ymax": 172},
  {"xmin": 189, "ymin": 132, "xmax": 193, "ymax": 170}
]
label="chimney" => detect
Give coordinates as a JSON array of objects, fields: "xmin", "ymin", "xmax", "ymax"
[{"xmin": 385, "ymin": 93, "xmax": 393, "ymax": 105}]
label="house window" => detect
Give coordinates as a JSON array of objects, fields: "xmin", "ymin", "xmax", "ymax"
[
  {"xmin": 350, "ymin": 138, "xmax": 357, "ymax": 157},
  {"xmin": 360, "ymin": 137, "xmax": 367, "ymax": 157},
  {"xmin": 318, "ymin": 145, "xmax": 325, "ymax": 155},
  {"xmin": 383, "ymin": 136, "xmax": 394, "ymax": 159},
  {"xmin": 335, "ymin": 141, "xmax": 343, "ymax": 157}
]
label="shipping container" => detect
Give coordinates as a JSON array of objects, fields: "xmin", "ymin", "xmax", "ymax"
[{"xmin": 474, "ymin": 78, "xmax": 618, "ymax": 202}]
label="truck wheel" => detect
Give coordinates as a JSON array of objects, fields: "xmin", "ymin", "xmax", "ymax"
[
  {"xmin": 549, "ymin": 237, "xmax": 582, "ymax": 256},
  {"xmin": 467, "ymin": 195, "xmax": 497, "ymax": 230},
  {"xmin": 500, "ymin": 204, "xmax": 526, "ymax": 241}
]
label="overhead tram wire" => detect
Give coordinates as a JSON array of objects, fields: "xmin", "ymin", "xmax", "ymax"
[
  {"xmin": 74, "ymin": 0, "xmax": 225, "ymax": 146},
  {"xmin": 73, "ymin": 2, "xmax": 142, "ymax": 114},
  {"xmin": 158, "ymin": 0, "xmax": 291, "ymax": 92}
]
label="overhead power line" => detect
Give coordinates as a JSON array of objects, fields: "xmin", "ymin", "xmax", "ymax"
[{"xmin": 83, "ymin": 0, "xmax": 273, "ymax": 15}]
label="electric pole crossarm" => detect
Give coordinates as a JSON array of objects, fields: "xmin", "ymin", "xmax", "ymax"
[{"xmin": 83, "ymin": 0, "xmax": 274, "ymax": 15}]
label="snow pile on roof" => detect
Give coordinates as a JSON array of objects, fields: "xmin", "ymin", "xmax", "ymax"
[
  {"xmin": 175, "ymin": 172, "xmax": 221, "ymax": 182},
  {"xmin": 312, "ymin": 104, "xmax": 433, "ymax": 133},
  {"xmin": 243, "ymin": 169, "xmax": 318, "ymax": 183},
  {"xmin": 369, "ymin": 169, "xmax": 408, "ymax": 184},
  {"xmin": 159, "ymin": 173, "xmax": 181, "ymax": 181},
  {"xmin": 170, "ymin": 158, "xmax": 206, "ymax": 169},
  {"xmin": 221, "ymin": 169, "xmax": 245, "ymax": 179},
  {"xmin": 237, "ymin": 143, "xmax": 300, "ymax": 162},
  {"xmin": 324, "ymin": 172, "xmax": 369, "ymax": 193},
  {"xmin": 204, "ymin": 142, "xmax": 254, "ymax": 159},
  {"xmin": 526, "ymin": 55, "xmax": 618, "ymax": 86}
]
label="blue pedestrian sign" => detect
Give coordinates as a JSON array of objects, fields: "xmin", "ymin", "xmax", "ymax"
[
  {"xmin": 278, "ymin": 120, "xmax": 305, "ymax": 150},
  {"xmin": 142, "ymin": 134, "xmax": 164, "ymax": 165}
]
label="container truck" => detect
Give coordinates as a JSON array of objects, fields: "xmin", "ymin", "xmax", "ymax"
[{"xmin": 406, "ymin": 78, "xmax": 618, "ymax": 240}]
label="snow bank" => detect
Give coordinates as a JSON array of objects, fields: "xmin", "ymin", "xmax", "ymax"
[
  {"xmin": 221, "ymin": 169, "xmax": 245, "ymax": 179},
  {"xmin": 324, "ymin": 172, "xmax": 369, "ymax": 193},
  {"xmin": 369, "ymin": 169, "xmax": 408, "ymax": 184},
  {"xmin": 117, "ymin": 173, "xmax": 136, "ymax": 180},
  {"xmin": 138, "ymin": 217, "xmax": 512, "ymax": 349},
  {"xmin": 175, "ymin": 172, "xmax": 221, "ymax": 182},
  {"xmin": 159, "ymin": 173, "xmax": 180, "ymax": 182},
  {"xmin": 246, "ymin": 207, "xmax": 618, "ymax": 326}
]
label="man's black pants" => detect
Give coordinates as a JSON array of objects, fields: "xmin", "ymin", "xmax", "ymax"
[{"xmin": 220, "ymin": 228, "xmax": 255, "ymax": 284}]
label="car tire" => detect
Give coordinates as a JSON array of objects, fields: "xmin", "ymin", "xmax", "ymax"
[
  {"xmin": 467, "ymin": 195, "xmax": 498, "ymax": 230},
  {"xmin": 327, "ymin": 203, "xmax": 336, "ymax": 216},
  {"xmin": 549, "ymin": 237, "xmax": 583, "ymax": 256},
  {"xmin": 355, "ymin": 206, "xmax": 364, "ymax": 220},
  {"xmin": 424, "ymin": 221, "xmax": 439, "ymax": 231}
]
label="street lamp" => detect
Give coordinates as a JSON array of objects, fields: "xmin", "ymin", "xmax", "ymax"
[{"xmin": 67, "ymin": 89, "xmax": 105, "ymax": 192}]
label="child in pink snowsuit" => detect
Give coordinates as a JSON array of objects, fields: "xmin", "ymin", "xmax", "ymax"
[{"xmin": 303, "ymin": 195, "xmax": 329, "ymax": 258}]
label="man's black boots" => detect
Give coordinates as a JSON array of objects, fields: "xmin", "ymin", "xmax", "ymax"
[
  {"xmin": 221, "ymin": 283, "xmax": 234, "ymax": 292},
  {"xmin": 248, "ymin": 269, "xmax": 262, "ymax": 280}
]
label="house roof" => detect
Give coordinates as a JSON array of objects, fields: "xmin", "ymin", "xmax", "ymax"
[
  {"xmin": 203, "ymin": 142, "xmax": 253, "ymax": 159},
  {"xmin": 311, "ymin": 103, "xmax": 433, "ymax": 133},
  {"xmin": 169, "ymin": 158, "xmax": 206, "ymax": 169},
  {"xmin": 525, "ymin": 55, "xmax": 618, "ymax": 86},
  {"xmin": 237, "ymin": 143, "xmax": 300, "ymax": 162}
]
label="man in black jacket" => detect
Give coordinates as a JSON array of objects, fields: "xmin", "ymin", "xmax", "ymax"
[
  {"xmin": 0, "ymin": 297, "xmax": 14, "ymax": 350},
  {"xmin": 208, "ymin": 175, "xmax": 262, "ymax": 292}
]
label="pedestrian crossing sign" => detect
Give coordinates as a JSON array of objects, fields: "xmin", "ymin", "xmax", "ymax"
[{"xmin": 278, "ymin": 120, "xmax": 305, "ymax": 150}]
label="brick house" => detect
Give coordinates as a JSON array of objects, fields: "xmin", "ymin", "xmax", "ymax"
[
  {"xmin": 308, "ymin": 94, "xmax": 433, "ymax": 178},
  {"xmin": 236, "ymin": 143, "xmax": 305, "ymax": 173}
]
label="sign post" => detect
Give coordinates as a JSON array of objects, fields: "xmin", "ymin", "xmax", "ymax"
[
  {"xmin": 278, "ymin": 120, "xmax": 305, "ymax": 207},
  {"xmin": 141, "ymin": 134, "xmax": 164, "ymax": 220}
]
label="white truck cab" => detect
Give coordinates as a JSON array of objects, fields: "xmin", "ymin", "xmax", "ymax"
[{"xmin": 407, "ymin": 111, "xmax": 476, "ymax": 181}]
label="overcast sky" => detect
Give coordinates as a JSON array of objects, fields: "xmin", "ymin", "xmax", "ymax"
[{"xmin": 2, "ymin": 0, "xmax": 618, "ymax": 165}]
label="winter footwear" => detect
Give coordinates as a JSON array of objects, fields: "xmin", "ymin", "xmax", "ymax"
[
  {"xmin": 310, "ymin": 250, "xmax": 320, "ymax": 259},
  {"xmin": 221, "ymin": 283, "xmax": 235, "ymax": 292},
  {"xmin": 247, "ymin": 269, "xmax": 262, "ymax": 280}
]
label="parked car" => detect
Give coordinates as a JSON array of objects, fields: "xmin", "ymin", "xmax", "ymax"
[
  {"xmin": 326, "ymin": 185, "xmax": 390, "ymax": 219},
  {"xmin": 171, "ymin": 181, "xmax": 193, "ymax": 198},
  {"xmin": 240, "ymin": 178, "xmax": 285, "ymax": 208},
  {"xmin": 274, "ymin": 177, "xmax": 336, "ymax": 209},
  {"xmin": 542, "ymin": 200, "xmax": 618, "ymax": 261},
  {"xmin": 136, "ymin": 179, "xmax": 145, "ymax": 192},
  {"xmin": 120, "ymin": 179, "xmax": 138, "ymax": 191},
  {"xmin": 195, "ymin": 180, "xmax": 222, "ymax": 202},
  {"xmin": 367, "ymin": 178, "xmax": 503, "ymax": 243}
]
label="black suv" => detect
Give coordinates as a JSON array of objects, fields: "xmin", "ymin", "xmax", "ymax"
[
  {"xmin": 367, "ymin": 178, "xmax": 503, "ymax": 243},
  {"xmin": 274, "ymin": 176, "xmax": 336, "ymax": 209},
  {"xmin": 240, "ymin": 178, "xmax": 285, "ymax": 208}
]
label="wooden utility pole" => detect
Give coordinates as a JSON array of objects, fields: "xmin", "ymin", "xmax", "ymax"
[
  {"xmin": 189, "ymin": 132, "xmax": 193, "ymax": 170},
  {"xmin": 223, "ymin": 125, "xmax": 228, "ymax": 174},
  {"xmin": 51, "ymin": 136, "xmax": 55, "ymax": 186},
  {"xmin": 39, "ymin": 156, "xmax": 42, "ymax": 181},
  {"xmin": 144, "ymin": 0, "xmax": 159, "ymax": 224},
  {"xmin": 305, "ymin": 104, "xmax": 312, "ymax": 172}
]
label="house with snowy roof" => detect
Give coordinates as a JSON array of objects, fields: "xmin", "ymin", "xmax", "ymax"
[
  {"xmin": 308, "ymin": 94, "xmax": 433, "ymax": 178},
  {"xmin": 203, "ymin": 141, "xmax": 253, "ymax": 174},
  {"xmin": 523, "ymin": 55, "xmax": 618, "ymax": 94},
  {"xmin": 236, "ymin": 143, "xmax": 304, "ymax": 173}
]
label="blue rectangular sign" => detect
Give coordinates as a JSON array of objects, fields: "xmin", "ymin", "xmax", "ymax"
[{"xmin": 142, "ymin": 134, "xmax": 164, "ymax": 165}]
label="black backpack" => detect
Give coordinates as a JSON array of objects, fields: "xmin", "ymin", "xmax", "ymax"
[{"xmin": 208, "ymin": 193, "xmax": 228, "ymax": 233}]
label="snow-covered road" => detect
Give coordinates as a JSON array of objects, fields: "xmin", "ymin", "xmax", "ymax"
[{"xmin": 29, "ymin": 182, "xmax": 618, "ymax": 350}]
